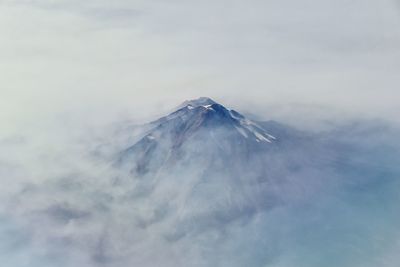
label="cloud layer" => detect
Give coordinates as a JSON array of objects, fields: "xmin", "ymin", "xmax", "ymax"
[
  {"xmin": 1, "ymin": 1, "xmax": 400, "ymax": 266},
  {"xmin": 1, "ymin": 0, "xmax": 400, "ymax": 135},
  {"xmin": 1, "ymin": 102, "xmax": 400, "ymax": 266}
]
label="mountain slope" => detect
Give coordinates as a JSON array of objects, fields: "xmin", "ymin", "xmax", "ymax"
[{"xmin": 118, "ymin": 97, "xmax": 277, "ymax": 176}]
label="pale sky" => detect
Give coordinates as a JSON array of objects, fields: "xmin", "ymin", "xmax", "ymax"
[{"xmin": 1, "ymin": 0, "xmax": 400, "ymax": 133}]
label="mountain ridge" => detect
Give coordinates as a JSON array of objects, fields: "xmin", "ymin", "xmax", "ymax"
[{"xmin": 117, "ymin": 97, "xmax": 280, "ymax": 175}]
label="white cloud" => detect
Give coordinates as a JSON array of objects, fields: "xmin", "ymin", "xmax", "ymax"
[
  {"xmin": 1, "ymin": 0, "xmax": 400, "ymax": 136},
  {"xmin": 0, "ymin": 3, "xmax": 400, "ymax": 264}
]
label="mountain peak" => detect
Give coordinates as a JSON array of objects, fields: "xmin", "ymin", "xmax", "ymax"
[
  {"xmin": 149, "ymin": 97, "xmax": 276, "ymax": 146},
  {"xmin": 179, "ymin": 97, "xmax": 218, "ymax": 109},
  {"xmin": 119, "ymin": 98, "xmax": 277, "ymax": 174}
]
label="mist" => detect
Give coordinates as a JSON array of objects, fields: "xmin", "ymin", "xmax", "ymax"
[
  {"xmin": 1, "ymin": 0, "xmax": 400, "ymax": 266},
  {"xmin": 1, "ymin": 99, "xmax": 400, "ymax": 266},
  {"xmin": 1, "ymin": 0, "xmax": 400, "ymax": 135}
]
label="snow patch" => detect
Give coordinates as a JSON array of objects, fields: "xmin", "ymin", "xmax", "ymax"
[
  {"xmin": 238, "ymin": 119, "xmax": 276, "ymax": 142},
  {"xmin": 254, "ymin": 132, "xmax": 272, "ymax": 143},
  {"xmin": 235, "ymin": 126, "xmax": 249, "ymax": 138},
  {"xmin": 147, "ymin": 135, "xmax": 156, "ymax": 140}
]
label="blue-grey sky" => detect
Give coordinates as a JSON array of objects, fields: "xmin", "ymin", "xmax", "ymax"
[{"xmin": 1, "ymin": 0, "xmax": 400, "ymax": 133}]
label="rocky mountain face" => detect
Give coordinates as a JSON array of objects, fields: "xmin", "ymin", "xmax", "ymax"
[
  {"xmin": 118, "ymin": 97, "xmax": 277, "ymax": 174},
  {"xmin": 113, "ymin": 98, "xmax": 323, "ymax": 231}
]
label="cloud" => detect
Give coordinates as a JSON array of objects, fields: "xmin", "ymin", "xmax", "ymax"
[
  {"xmin": 1, "ymin": 0, "xmax": 400, "ymax": 136},
  {"xmin": 0, "ymin": 1, "xmax": 400, "ymax": 266},
  {"xmin": 0, "ymin": 103, "xmax": 399, "ymax": 266}
]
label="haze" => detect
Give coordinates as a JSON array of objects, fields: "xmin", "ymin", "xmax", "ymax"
[{"xmin": 1, "ymin": 0, "xmax": 400, "ymax": 135}]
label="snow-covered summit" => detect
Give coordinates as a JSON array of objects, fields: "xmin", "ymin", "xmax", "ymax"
[
  {"xmin": 158, "ymin": 97, "xmax": 276, "ymax": 144},
  {"xmin": 117, "ymin": 98, "xmax": 278, "ymax": 175},
  {"xmin": 179, "ymin": 97, "xmax": 217, "ymax": 109}
]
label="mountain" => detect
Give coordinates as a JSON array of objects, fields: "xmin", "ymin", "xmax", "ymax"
[
  {"xmin": 113, "ymin": 98, "xmax": 304, "ymax": 229},
  {"xmin": 111, "ymin": 97, "xmax": 334, "ymax": 233},
  {"xmin": 112, "ymin": 97, "xmax": 384, "ymax": 242},
  {"xmin": 118, "ymin": 97, "xmax": 278, "ymax": 176}
]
